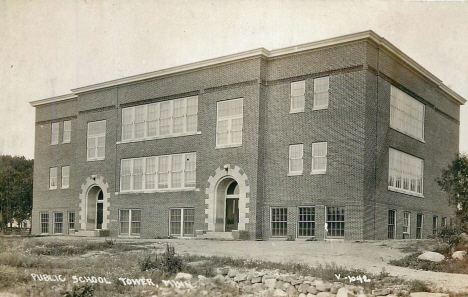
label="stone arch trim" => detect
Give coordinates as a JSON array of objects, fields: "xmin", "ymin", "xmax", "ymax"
[
  {"xmin": 205, "ymin": 164, "xmax": 250, "ymax": 231},
  {"xmin": 78, "ymin": 175, "xmax": 111, "ymax": 230}
]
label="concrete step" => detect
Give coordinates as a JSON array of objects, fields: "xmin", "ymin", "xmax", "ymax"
[
  {"xmin": 75, "ymin": 230, "xmax": 96, "ymax": 237},
  {"xmin": 196, "ymin": 231, "xmax": 234, "ymax": 240}
]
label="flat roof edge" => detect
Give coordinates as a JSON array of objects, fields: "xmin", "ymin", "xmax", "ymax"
[{"xmin": 30, "ymin": 93, "xmax": 77, "ymax": 107}]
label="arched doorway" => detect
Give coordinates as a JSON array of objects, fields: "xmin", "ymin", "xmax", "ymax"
[
  {"xmin": 215, "ymin": 178, "xmax": 239, "ymax": 232},
  {"xmin": 85, "ymin": 186, "xmax": 104, "ymax": 231}
]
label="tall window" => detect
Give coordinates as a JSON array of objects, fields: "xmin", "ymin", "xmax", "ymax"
[
  {"xmin": 390, "ymin": 86, "xmax": 425, "ymax": 141},
  {"xmin": 119, "ymin": 209, "xmax": 141, "ymax": 236},
  {"xmin": 63, "ymin": 120, "xmax": 71, "ymax": 143},
  {"xmin": 40, "ymin": 212, "xmax": 49, "ymax": 234},
  {"xmin": 403, "ymin": 212, "xmax": 411, "ymax": 238},
  {"xmin": 170, "ymin": 208, "xmax": 195, "ymax": 237},
  {"xmin": 290, "ymin": 81, "xmax": 305, "ymax": 113},
  {"xmin": 271, "ymin": 207, "xmax": 287, "ymax": 237},
  {"xmin": 51, "ymin": 122, "xmax": 59, "ymax": 145},
  {"xmin": 87, "ymin": 120, "xmax": 106, "ymax": 161},
  {"xmin": 313, "ymin": 76, "xmax": 329, "ymax": 110},
  {"xmin": 388, "ymin": 148, "xmax": 423, "ymax": 196},
  {"xmin": 61, "ymin": 166, "xmax": 69, "ymax": 189},
  {"xmin": 121, "ymin": 96, "xmax": 198, "ymax": 142},
  {"xmin": 416, "ymin": 213, "xmax": 423, "ymax": 239},
  {"xmin": 311, "ymin": 142, "xmax": 327, "ymax": 174},
  {"xmin": 120, "ymin": 152, "xmax": 196, "ymax": 192},
  {"xmin": 68, "ymin": 212, "xmax": 75, "ymax": 230},
  {"xmin": 388, "ymin": 210, "xmax": 396, "ymax": 239},
  {"xmin": 49, "ymin": 167, "xmax": 57, "ymax": 190},
  {"xmin": 297, "ymin": 207, "xmax": 315, "ymax": 237},
  {"xmin": 326, "ymin": 206, "xmax": 345, "ymax": 238},
  {"xmin": 54, "ymin": 212, "xmax": 63, "ymax": 234},
  {"xmin": 433, "ymin": 216, "xmax": 438, "ymax": 235},
  {"xmin": 289, "ymin": 144, "xmax": 303, "ymax": 175},
  {"xmin": 216, "ymin": 98, "xmax": 243, "ymax": 147},
  {"xmin": 441, "ymin": 217, "xmax": 447, "ymax": 228}
]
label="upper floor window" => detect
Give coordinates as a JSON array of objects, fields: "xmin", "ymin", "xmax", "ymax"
[
  {"xmin": 120, "ymin": 152, "xmax": 196, "ymax": 192},
  {"xmin": 288, "ymin": 144, "xmax": 303, "ymax": 175},
  {"xmin": 313, "ymin": 76, "xmax": 329, "ymax": 110},
  {"xmin": 311, "ymin": 142, "xmax": 327, "ymax": 174},
  {"xmin": 216, "ymin": 98, "xmax": 243, "ymax": 148},
  {"xmin": 290, "ymin": 81, "xmax": 305, "ymax": 113},
  {"xmin": 122, "ymin": 96, "xmax": 198, "ymax": 142},
  {"xmin": 61, "ymin": 166, "xmax": 69, "ymax": 189},
  {"xmin": 63, "ymin": 121, "xmax": 71, "ymax": 143},
  {"xmin": 87, "ymin": 120, "xmax": 106, "ymax": 161},
  {"xmin": 390, "ymin": 86, "xmax": 425, "ymax": 141},
  {"xmin": 51, "ymin": 122, "xmax": 59, "ymax": 145},
  {"xmin": 388, "ymin": 148, "xmax": 423, "ymax": 196},
  {"xmin": 49, "ymin": 167, "xmax": 57, "ymax": 190}
]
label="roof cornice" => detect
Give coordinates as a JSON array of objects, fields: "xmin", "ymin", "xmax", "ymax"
[{"xmin": 29, "ymin": 30, "xmax": 466, "ymax": 106}]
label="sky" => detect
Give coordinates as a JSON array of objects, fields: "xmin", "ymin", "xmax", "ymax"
[{"xmin": 1, "ymin": 0, "xmax": 468, "ymax": 160}]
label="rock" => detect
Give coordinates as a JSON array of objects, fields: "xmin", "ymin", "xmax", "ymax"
[
  {"xmin": 276, "ymin": 280, "xmax": 284, "ymax": 289},
  {"xmin": 286, "ymin": 285, "xmax": 298, "ymax": 296},
  {"xmin": 198, "ymin": 275, "xmax": 206, "ymax": 280},
  {"xmin": 410, "ymin": 293, "xmax": 449, "ymax": 297},
  {"xmin": 459, "ymin": 232, "xmax": 468, "ymax": 242},
  {"xmin": 372, "ymin": 288, "xmax": 389, "ymax": 296},
  {"xmin": 307, "ymin": 294, "xmax": 317, "ymax": 297},
  {"xmin": 291, "ymin": 279, "xmax": 303, "ymax": 286},
  {"xmin": 282, "ymin": 282, "xmax": 291, "ymax": 290},
  {"xmin": 265, "ymin": 279, "xmax": 277, "ymax": 289},
  {"xmin": 308, "ymin": 286, "xmax": 318, "ymax": 294},
  {"xmin": 273, "ymin": 289, "xmax": 289, "ymax": 297},
  {"xmin": 213, "ymin": 274, "xmax": 224, "ymax": 283},
  {"xmin": 337, "ymin": 287, "xmax": 356, "ymax": 297},
  {"xmin": 263, "ymin": 275, "xmax": 277, "ymax": 283},
  {"xmin": 200, "ymin": 290, "xmax": 209, "ymax": 296},
  {"xmin": 299, "ymin": 294, "xmax": 307, "ymax": 297},
  {"xmin": 317, "ymin": 293, "xmax": 334, "ymax": 297},
  {"xmin": 452, "ymin": 250, "xmax": 467, "ymax": 260},
  {"xmin": 298, "ymin": 283, "xmax": 310, "ymax": 294},
  {"xmin": 251, "ymin": 277, "xmax": 263, "ymax": 283},
  {"xmin": 228, "ymin": 269, "xmax": 239, "ymax": 278},
  {"xmin": 217, "ymin": 267, "xmax": 229, "ymax": 275},
  {"xmin": 243, "ymin": 285, "xmax": 253, "ymax": 294},
  {"xmin": 252, "ymin": 283, "xmax": 264, "ymax": 292},
  {"xmin": 356, "ymin": 294, "xmax": 367, "ymax": 297},
  {"xmin": 234, "ymin": 273, "xmax": 247, "ymax": 282},
  {"xmin": 417, "ymin": 252, "xmax": 445, "ymax": 263},
  {"xmin": 315, "ymin": 283, "xmax": 332, "ymax": 292},
  {"xmin": 175, "ymin": 272, "xmax": 193, "ymax": 280}
]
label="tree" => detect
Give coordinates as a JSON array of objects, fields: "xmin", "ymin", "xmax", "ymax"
[
  {"xmin": 0, "ymin": 155, "xmax": 34, "ymax": 232},
  {"xmin": 436, "ymin": 153, "xmax": 468, "ymax": 226}
]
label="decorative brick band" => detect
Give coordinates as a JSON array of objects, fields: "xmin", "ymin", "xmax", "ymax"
[{"xmin": 78, "ymin": 176, "xmax": 111, "ymax": 231}]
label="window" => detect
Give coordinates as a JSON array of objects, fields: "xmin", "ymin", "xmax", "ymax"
[
  {"xmin": 290, "ymin": 81, "xmax": 305, "ymax": 113},
  {"xmin": 51, "ymin": 122, "xmax": 59, "ymax": 145},
  {"xmin": 40, "ymin": 212, "xmax": 49, "ymax": 234},
  {"xmin": 326, "ymin": 207, "xmax": 345, "ymax": 238},
  {"xmin": 390, "ymin": 86, "xmax": 425, "ymax": 141},
  {"xmin": 289, "ymin": 144, "xmax": 303, "ymax": 175},
  {"xmin": 297, "ymin": 207, "xmax": 315, "ymax": 237},
  {"xmin": 433, "ymin": 216, "xmax": 438, "ymax": 235},
  {"xmin": 416, "ymin": 213, "xmax": 423, "ymax": 239},
  {"xmin": 170, "ymin": 208, "xmax": 195, "ymax": 237},
  {"xmin": 61, "ymin": 166, "xmax": 69, "ymax": 189},
  {"xmin": 403, "ymin": 212, "xmax": 411, "ymax": 237},
  {"xmin": 63, "ymin": 120, "xmax": 71, "ymax": 143},
  {"xmin": 216, "ymin": 98, "xmax": 243, "ymax": 147},
  {"xmin": 87, "ymin": 120, "xmax": 106, "ymax": 161},
  {"xmin": 119, "ymin": 209, "xmax": 141, "ymax": 236},
  {"xmin": 120, "ymin": 152, "xmax": 196, "ymax": 192},
  {"xmin": 49, "ymin": 167, "xmax": 57, "ymax": 189},
  {"xmin": 121, "ymin": 96, "xmax": 198, "ymax": 142},
  {"xmin": 441, "ymin": 217, "xmax": 447, "ymax": 228},
  {"xmin": 311, "ymin": 142, "xmax": 327, "ymax": 174},
  {"xmin": 53, "ymin": 212, "xmax": 63, "ymax": 234},
  {"xmin": 271, "ymin": 207, "xmax": 287, "ymax": 237},
  {"xmin": 388, "ymin": 148, "xmax": 423, "ymax": 196},
  {"xmin": 313, "ymin": 76, "xmax": 329, "ymax": 110},
  {"xmin": 388, "ymin": 210, "xmax": 396, "ymax": 239},
  {"xmin": 68, "ymin": 212, "xmax": 75, "ymax": 230}
]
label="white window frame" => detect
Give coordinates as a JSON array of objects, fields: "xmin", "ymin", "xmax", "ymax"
[
  {"xmin": 53, "ymin": 212, "xmax": 63, "ymax": 234},
  {"xmin": 290, "ymin": 81, "xmax": 305, "ymax": 113},
  {"xmin": 68, "ymin": 211, "xmax": 75, "ymax": 230},
  {"xmin": 433, "ymin": 215, "xmax": 439, "ymax": 235},
  {"xmin": 326, "ymin": 206, "xmax": 345, "ymax": 238},
  {"xmin": 87, "ymin": 120, "xmax": 106, "ymax": 161},
  {"xmin": 271, "ymin": 207, "xmax": 288, "ymax": 237},
  {"xmin": 40, "ymin": 212, "xmax": 49, "ymax": 234},
  {"xmin": 416, "ymin": 213, "xmax": 424, "ymax": 239},
  {"xmin": 297, "ymin": 206, "xmax": 315, "ymax": 238},
  {"xmin": 121, "ymin": 96, "xmax": 198, "ymax": 142},
  {"xmin": 169, "ymin": 208, "xmax": 195, "ymax": 237},
  {"xmin": 388, "ymin": 148, "xmax": 424, "ymax": 197},
  {"xmin": 311, "ymin": 142, "xmax": 328, "ymax": 174},
  {"xmin": 288, "ymin": 144, "xmax": 303, "ymax": 176},
  {"xmin": 390, "ymin": 86, "xmax": 425, "ymax": 142},
  {"xmin": 216, "ymin": 98, "xmax": 243, "ymax": 148},
  {"xmin": 120, "ymin": 152, "xmax": 196, "ymax": 192},
  {"xmin": 61, "ymin": 166, "xmax": 69, "ymax": 189},
  {"xmin": 313, "ymin": 76, "xmax": 329, "ymax": 110},
  {"xmin": 388, "ymin": 209, "xmax": 397, "ymax": 239},
  {"xmin": 403, "ymin": 211, "xmax": 411, "ymax": 237},
  {"xmin": 51, "ymin": 122, "xmax": 59, "ymax": 145},
  {"xmin": 63, "ymin": 120, "xmax": 71, "ymax": 143},
  {"xmin": 49, "ymin": 167, "xmax": 57, "ymax": 190},
  {"xmin": 118, "ymin": 209, "xmax": 141, "ymax": 237}
]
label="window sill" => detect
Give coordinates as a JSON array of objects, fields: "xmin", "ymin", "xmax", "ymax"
[
  {"xmin": 62, "ymin": 141, "xmax": 70, "ymax": 144},
  {"xmin": 216, "ymin": 144, "xmax": 242, "ymax": 149},
  {"xmin": 87, "ymin": 158, "xmax": 105, "ymax": 162},
  {"xmin": 287, "ymin": 172, "xmax": 303, "ymax": 176},
  {"xmin": 118, "ymin": 131, "xmax": 201, "ymax": 144},
  {"xmin": 311, "ymin": 171, "xmax": 327, "ymax": 175},
  {"xmin": 61, "ymin": 186, "xmax": 69, "ymax": 189},
  {"xmin": 390, "ymin": 127, "xmax": 425, "ymax": 143},
  {"xmin": 51, "ymin": 143, "xmax": 58, "ymax": 146},
  {"xmin": 312, "ymin": 106, "xmax": 328, "ymax": 111},
  {"xmin": 116, "ymin": 188, "xmax": 199, "ymax": 195},
  {"xmin": 49, "ymin": 187, "xmax": 57, "ymax": 190},
  {"xmin": 289, "ymin": 109, "xmax": 304, "ymax": 114},
  {"xmin": 388, "ymin": 187, "xmax": 424, "ymax": 198},
  {"xmin": 118, "ymin": 235, "xmax": 140, "ymax": 238}
]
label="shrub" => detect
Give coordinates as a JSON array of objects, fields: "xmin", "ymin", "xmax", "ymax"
[
  {"xmin": 61, "ymin": 284, "xmax": 95, "ymax": 297},
  {"xmin": 407, "ymin": 280, "xmax": 431, "ymax": 292},
  {"xmin": 140, "ymin": 244, "xmax": 183, "ymax": 276},
  {"xmin": 436, "ymin": 226, "xmax": 464, "ymax": 247}
]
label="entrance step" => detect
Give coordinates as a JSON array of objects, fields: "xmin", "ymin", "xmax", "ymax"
[
  {"xmin": 196, "ymin": 231, "xmax": 234, "ymax": 241},
  {"xmin": 75, "ymin": 230, "xmax": 96, "ymax": 237}
]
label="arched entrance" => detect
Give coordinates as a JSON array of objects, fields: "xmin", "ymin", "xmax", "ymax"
[
  {"xmin": 85, "ymin": 186, "xmax": 104, "ymax": 230},
  {"xmin": 78, "ymin": 175, "xmax": 110, "ymax": 232},
  {"xmin": 215, "ymin": 179, "xmax": 240, "ymax": 232}
]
